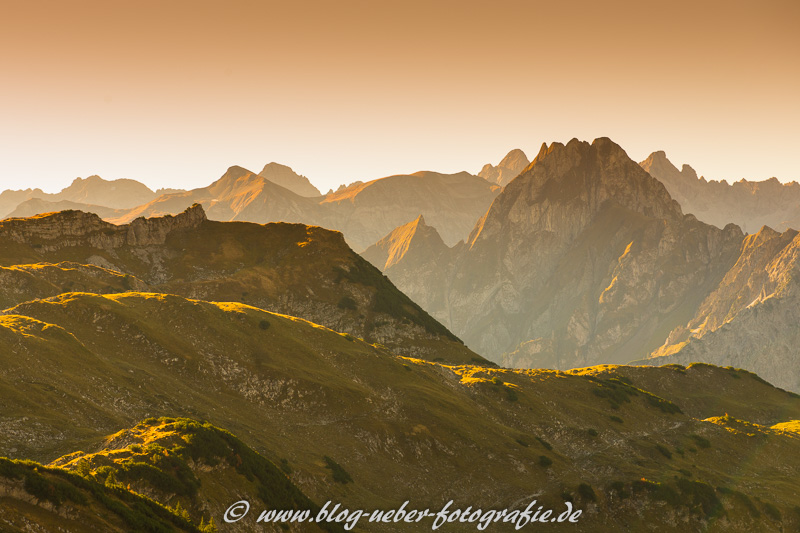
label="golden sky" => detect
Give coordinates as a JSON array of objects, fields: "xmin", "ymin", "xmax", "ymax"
[{"xmin": 1, "ymin": 0, "xmax": 798, "ymax": 192}]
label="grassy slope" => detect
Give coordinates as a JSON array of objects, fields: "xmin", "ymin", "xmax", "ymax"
[{"xmin": 0, "ymin": 292, "xmax": 798, "ymax": 531}]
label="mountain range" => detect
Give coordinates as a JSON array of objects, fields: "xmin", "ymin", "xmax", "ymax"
[
  {"xmin": 1, "ymin": 150, "xmax": 800, "ymax": 530},
  {"xmin": 640, "ymin": 151, "xmax": 800, "ymax": 233},
  {"xmin": 4, "ymin": 140, "xmax": 800, "ymax": 393},
  {"xmin": 361, "ymin": 139, "xmax": 800, "ymax": 394},
  {"xmin": 4, "ymin": 165, "xmax": 499, "ymax": 252},
  {"xmin": 0, "ymin": 175, "xmax": 181, "ymax": 219},
  {"xmin": 365, "ymin": 140, "xmax": 742, "ymax": 365}
]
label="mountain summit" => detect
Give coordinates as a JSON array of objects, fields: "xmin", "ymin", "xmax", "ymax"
[
  {"xmin": 362, "ymin": 214, "xmax": 448, "ymax": 271},
  {"xmin": 259, "ymin": 162, "xmax": 322, "ymax": 197},
  {"xmin": 478, "ymin": 148, "xmax": 530, "ymax": 186},
  {"xmin": 368, "ymin": 137, "xmax": 744, "ymax": 368}
]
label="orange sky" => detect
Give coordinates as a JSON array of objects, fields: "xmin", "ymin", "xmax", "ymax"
[{"xmin": 1, "ymin": 0, "xmax": 798, "ymax": 192}]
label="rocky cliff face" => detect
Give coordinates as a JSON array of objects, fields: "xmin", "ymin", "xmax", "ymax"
[
  {"xmin": 645, "ymin": 226, "xmax": 800, "ymax": 391},
  {"xmin": 0, "ymin": 203, "xmax": 206, "ymax": 252},
  {"xmin": 478, "ymin": 148, "xmax": 530, "ymax": 186},
  {"xmin": 369, "ymin": 138, "xmax": 745, "ymax": 368},
  {"xmin": 641, "ymin": 151, "xmax": 800, "ymax": 233}
]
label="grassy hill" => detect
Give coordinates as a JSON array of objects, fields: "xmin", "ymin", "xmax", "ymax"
[{"xmin": 0, "ymin": 291, "xmax": 798, "ymax": 531}]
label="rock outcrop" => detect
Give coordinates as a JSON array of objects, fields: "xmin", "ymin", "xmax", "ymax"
[{"xmin": 0, "ymin": 203, "xmax": 206, "ymax": 251}]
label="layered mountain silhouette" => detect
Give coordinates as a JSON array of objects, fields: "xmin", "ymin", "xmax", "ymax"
[
  {"xmin": 318, "ymin": 170, "xmax": 500, "ymax": 249},
  {"xmin": 0, "ymin": 175, "xmax": 171, "ymax": 219},
  {"xmin": 112, "ymin": 165, "xmax": 322, "ymax": 227},
  {"xmin": 478, "ymin": 148, "xmax": 531, "ymax": 186},
  {"xmin": 641, "ymin": 151, "xmax": 800, "ymax": 234},
  {"xmin": 366, "ymin": 138, "xmax": 745, "ymax": 371},
  {"xmin": 0, "ymin": 200, "xmax": 799, "ymax": 530},
  {"xmin": 5, "ymin": 166, "xmax": 499, "ymax": 252},
  {"xmin": 7, "ymin": 197, "xmax": 127, "ymax": 220}
]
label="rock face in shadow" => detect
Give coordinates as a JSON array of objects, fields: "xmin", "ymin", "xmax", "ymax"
[{"xmin": 641, "ymin": 150, "xmax": 800, "ymax": 234}]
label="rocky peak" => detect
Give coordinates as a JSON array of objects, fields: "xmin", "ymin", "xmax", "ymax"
[
  {"xmin": 680, "ymin": 164, "xmax": 699, "ymax": 180},
  {"xmin": 258, "ymin": 162, "xmax": 321, "ymax": 197},
  {"xmin": 361, "ymin": 214, "xmax": 448, "ymax": 271},
  {"xmin": 205, "ymin": 165, "xmax": 263, "ymax": 197},
  {"xmin": 472, "ymin": 137, "xmax": 683, "ymax": 247},
  {"xmin": 640, "ymin": 150, "xmax": 674, "ymax": 172},
  {"xmin": 478, "ymin": 148, "xmax": 531, "ymax": 186},
  {"xmin": 498, "ymin": 148, "xmax": 529, "ymax": 171}
]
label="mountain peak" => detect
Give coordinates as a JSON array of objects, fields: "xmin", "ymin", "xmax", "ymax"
[
  {"xmin": 640, "ymin": 150, "xmax": 680, "ymax": 177},
  {"xmin": 206, "ymin": 166, "xmax": 262, "ymax": 197},
  {"xmin": 681, "ymin": 164, "xmax": 698, "ymax": 180},
  {"xmin": 258, "ymin": 162, "xmax": 321, "ymax": 197},
  {"xmin": 362, "ymin": 215, "xmax": 447, "ymax": 272},
  {"xmin": 471, "ymin": 136, "xmax": 683, "ymax": 247},
  {"xmin": 478, "ymin": 148, "xmax": 531, "ymax": 186},
  {"xmin": 498, "ymin": 148, "xmax": 529, "ymax": 169}
]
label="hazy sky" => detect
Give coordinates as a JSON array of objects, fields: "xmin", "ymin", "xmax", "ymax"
[{"xmin": 1, "ymin": 0, "xmax": 798, "ymax": 193}]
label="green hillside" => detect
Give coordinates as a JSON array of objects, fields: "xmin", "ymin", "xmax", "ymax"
[{"xmin": 0, "ymin": 291, "xmax": 798, "ymax": 531}]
